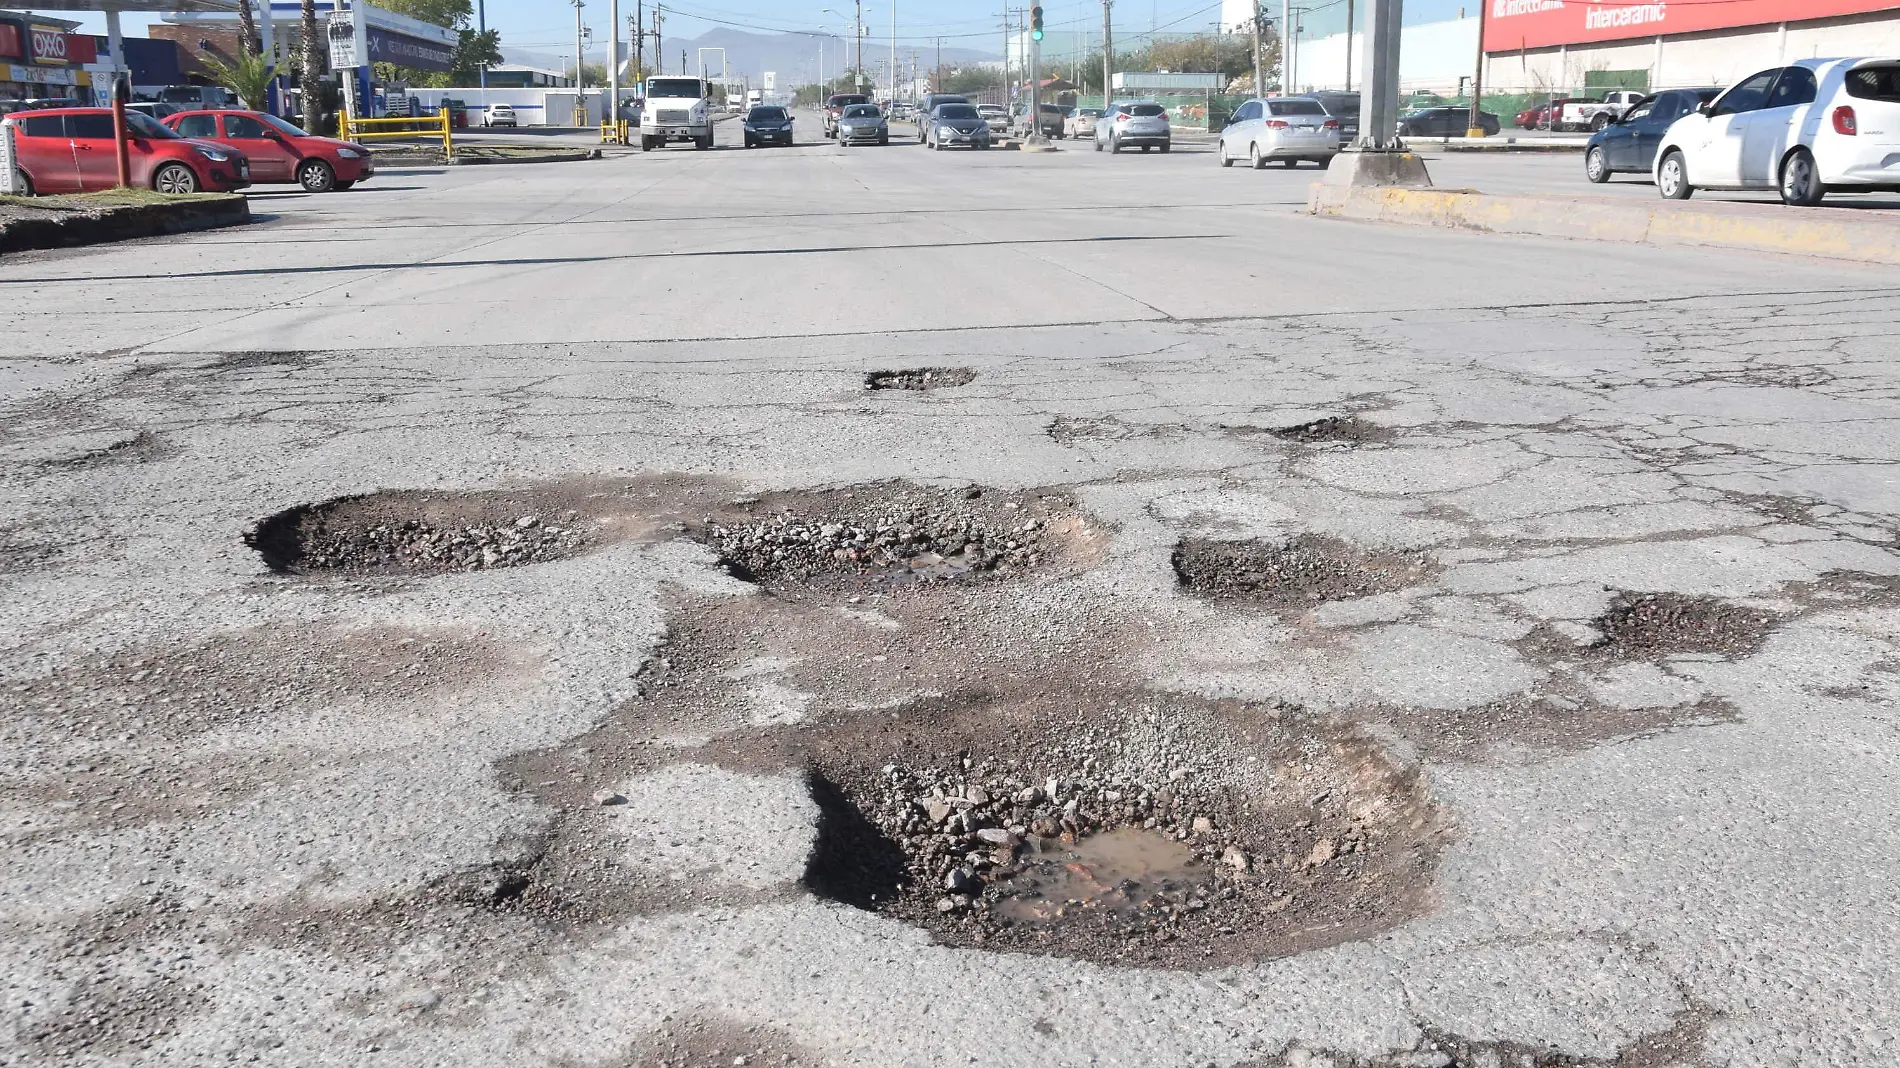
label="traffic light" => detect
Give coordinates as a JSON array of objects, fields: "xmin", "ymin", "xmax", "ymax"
[{"xmin": 1030, "ymin": 5, "xmax": 1044, "ymax": 41}]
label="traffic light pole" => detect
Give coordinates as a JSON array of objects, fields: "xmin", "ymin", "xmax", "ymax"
[{"xmin": 1024, "ymin": 5, "xmax": 1052, "ymax": 148}]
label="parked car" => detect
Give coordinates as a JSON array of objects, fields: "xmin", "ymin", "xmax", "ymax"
[
  {"xmin": 1398, "ymin": 105, "xmax": 1499, "ymax": 138},
  {"xmin": 924, "ymin": 103, "xmax": 991, "ymax": 150},
  {"xmin": 3, "ymin": 107, "xmax": 250, "ymax": 194},
  {"xmin": 1015, "ymin": 101, "xmax": 1066, "ymax": 138},
  {"xmin": 1515, "ymin": 97, "xmax": 1596, "ymax": 130},
  {"xmin": 1308, "ymin": 90, "xmax": 1360, "ymax": 142},
  {"xmin": 483, "ymin": 103, "xmax": 517, "ymax": 127},
  {"xmin": 837, "ymin": 103, "xmax": 888, "ymax": 146},
  {"xmin": 1654, "ymin": 57, "xmax": 1900, "ymax": 205},
  {"xmin": 125, "ymin": 101, "xmax": 184, "ymax": 121},
  {"xmin": 1068, "ymin": 106, "xmax": 1104, "ymax": 138},
  {"xmin": 742, "ymin": 104, "xmax": 794, "ymax": 147},
  {"xmin": 1574, "ymin": 89, "xmax": 1648, "ymax": 130},
  {"xmin": 977, "ymin": 103, "xmax": 1010, "ymax": 136},
  {"xmin": 822, "ymin": 93, "xmax": 869, "ymax": 138},
  {"xmin": 1095, "ymin": 101, "xmax": 1170, "ymax": 153},
  {"xmin": 1583, "ymin": 87, "xmax": 1722, "ymax": 183},
  {"xmin": 164, "ymin": 109, "xmax": 371, "ymax": 192},
  {"xmin": 1217, "ymin": 96, "xmax": 1341, "ymax": 168}
]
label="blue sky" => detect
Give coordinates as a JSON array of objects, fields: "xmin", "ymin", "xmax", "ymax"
[{"xmin": 43, "ymin": 0, "xmax": 1467, "ymax": 60}]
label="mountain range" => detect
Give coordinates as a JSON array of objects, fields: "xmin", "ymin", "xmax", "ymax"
[{"xmin": 504, "ymin": 27, "xmax": 998, "ymax": 84}]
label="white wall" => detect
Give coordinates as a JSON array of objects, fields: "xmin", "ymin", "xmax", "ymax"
[
  {"xmin": 405, "ymin": 87, "xmax": 611, "ymax": 126},
  {"xmin": 1292, "ymin": 17, "xmax": 1481, "ymax": 95}
]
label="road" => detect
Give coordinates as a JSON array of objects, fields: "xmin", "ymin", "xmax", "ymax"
[{"xmin": 3, "ymin": 108, "xmax": 1899, "ymax": 1068}]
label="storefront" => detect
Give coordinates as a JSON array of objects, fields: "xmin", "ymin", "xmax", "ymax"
[{"xmin": 0, "ymin": 14, "xmax": 97, "ymax": 102}]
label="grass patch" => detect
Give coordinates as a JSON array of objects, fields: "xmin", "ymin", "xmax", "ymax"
[{"xmin": 0, "ymin": 189, "xmax": 240, "ymax": 211}]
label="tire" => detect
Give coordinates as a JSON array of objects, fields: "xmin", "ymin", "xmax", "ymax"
[
  {"xmin": 1218, "ymin": 140, "xmax": 1232, "ymax": 168},
  {"xmin": 1591, "ymin": 113, "xmax": 1611, "ymax": 132},
  {"xmin": 641, "ymin": 136, "xmax": 654, "ymax": 151},
  {"xmin": 1159, "ymin": 141, "xmax": 1170, "ymax": 153},
  {"xmin": 333, "ymin": 180, "xmax": 355, "ymax": 191},
  {"xmin": 153, "ymin": 162, "xmax": 200, "ymax": 194},
  {"xmin": 1282, "ymin": 158, "xmax": 1297, "ymax": 168},
  {"xmin": 698, "ymin": 135, "xmax": 712, "ymax": 150},
  {"xmin": 1249, "ymin": 142, "xmax": 1264, "ymax": 170},
  {"xmin": 1657, "ymin": 150, "xmax": 1693, "ymax": 200},
  {"xmin": 1779, "ymin": 148, "xmax": 1826, "ymax": 206},
  {"xmin": 879, "ymin": 135, "xmax": 889, "ymax": 145},
  {"xmin": 1140, "ymin": 145, "xmax": 1150, "ymax": 153},
  {"xmin": 1111, "ymin": 136, "xmax": 1121, "ymax": 154},
  {"xmin": 297, "ymin": 159, "xmax": 335, "ymax": 193},
  {"xmin": 1585, "ymin": 146, "xmax": 1610, "ymax": 184},
  {"xmin": 1094, "ymin": 138, "xmax": 1102, "ymax": 152}
]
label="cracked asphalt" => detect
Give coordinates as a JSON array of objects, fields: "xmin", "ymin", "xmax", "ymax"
[{"xmin": 3, "ymin": 114, "xmax": 1899, "ymax": 1067}]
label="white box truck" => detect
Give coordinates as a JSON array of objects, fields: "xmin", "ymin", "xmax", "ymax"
[{"xmin": 641, "ymin": 76, "xmax": 713, "ymax": 150}]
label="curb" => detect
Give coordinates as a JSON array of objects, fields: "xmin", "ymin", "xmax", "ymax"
[
  {"xmin": 0, "ymin": 194, "xmax": 250, "ymax": 254},
  {"xmin": 449, "ymin": 148, "xmax": 600, "ymax": 166},
  {"xmin": 1308, "ymin": 183, "xmax": 1900, "ymax": 266},
  {"xmin": 1427, "ymin": 141, "xmax": 1587, "ymax": 153}
]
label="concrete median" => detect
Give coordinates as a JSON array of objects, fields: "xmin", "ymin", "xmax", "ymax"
[{"xmin": 1309, "ymin": 181, "xmax": 1900, "ymax": 266}]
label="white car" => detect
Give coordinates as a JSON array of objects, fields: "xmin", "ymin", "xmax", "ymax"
[
  {"xmin": 1095, "ymin": 101, "xmax": 1170, "ymax": 153},
  {"xmin": 1217, "ymin": 96, "xmax": 1341, "ymax": 169},
  {"xmin": 1654, "ymin": 57, "xmax": 1900, "ymax": 205},
  {"xmin": 484, "ymin": 103, "xmax": 517, "ymax": 128}
]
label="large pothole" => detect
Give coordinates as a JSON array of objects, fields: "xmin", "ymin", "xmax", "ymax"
[
  {"xmin": 1592, "ymin": 592, "xmax": 1780, "ymax": 659},
  {"xmin": 1266, "ymin": 415, "xmax": 1395, "ymax": 446},
  {"xmin": 1172, "ymin": 534, "xmax": 1434, "ymax": 607},
  {"xmin": 865, "ymin": 367, "xmax": 976, "ymax": 391}
]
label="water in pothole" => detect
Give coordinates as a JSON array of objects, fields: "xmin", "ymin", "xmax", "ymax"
[{"xmin": 990, "ymin": 827, "xmax": 1209, "ymax": 924}]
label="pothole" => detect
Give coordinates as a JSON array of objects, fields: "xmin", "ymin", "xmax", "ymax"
[
  {"xmin": 1593, "ymin": 592, "xmax": 1780, "ymax": 659},
  {"xmin": 1047, "ymin": 415, "xmax": 1175, "ymax": 444},
  {"xmin": 1266, "ymin": 416, "xmax": 1395, "ymax": 445},
  {"xmin": 864, "ymin": 367, "xmax": 975, "ymax": 391},
  {"xmin": 45, "ymin": 430, "xmax": 170, "ymax": 470},
  {"xmin": 1172, "ymin": 534, "xmax": 1434, "ymax": 607},
  {"xmin": 698, "ymin": 481, "xmax": 1097, "ymax": 590},
  {"xmin": 213, "ymin": 350, "xmax": 313, "ymax": 370}
]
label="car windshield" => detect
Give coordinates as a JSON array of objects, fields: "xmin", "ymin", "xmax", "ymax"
[
  {"xmin": 1080, "ymin": 108, "xmax": 1103, "ymax": 117},
  {"xmin": 937, "ymin": 104, "xmax": 979, "ymax": 119},
  {"xmin": 1846, "ymin": 64, "xmax": 1900, "ymax": 102},
  {"xmin": 1268, "ymin": 99, "xmax": 1326, "ymax": 116},
  {"xmin": 748, "ymin": 107, "xmax": 786, "ymax": 121},
  {"xmin": 1128, "ymin": 104, "xmax": 1165, "ymax": 117},
  {"xmin": 843, "ymin": 104, "xmax": 879, "ymax": 118},
  {"xmin": 649, "ymin": 78, "xmax": 703, "ymax": 98},
  {"xmin": 259, "ymin": 113, "xmax": 310, "ymax": 137},
  {"xmin": 126, "ymin": 112, "xmax": 180, "ymax": 139}
]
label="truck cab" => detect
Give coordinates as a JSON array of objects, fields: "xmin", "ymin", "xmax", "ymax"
[{"xmin": 641, "ymin": 76, "xmax": 713, "ymax": 150}]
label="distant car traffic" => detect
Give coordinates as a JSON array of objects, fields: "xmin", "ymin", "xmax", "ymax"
[
  {"xmin": 1068, "ymin": 106, "xmax": 1103, "ymax": 138},
  {"xmin": 1583, "ymin": 87, "xmax": 1721, "ymax": 183},
  {"xmin": 1096, "ymin": 102, "xmax": 1170, "ymax": 153},
  {"xmin": 1515, "ymin": 97, "xmax": 1596, "ymax": 130},
  {"xmin": 1015, "ymin": 102, "xmax": 1066, "ymax": 139},
  {"xmin": 483, "ymin": 103, "xmax": 517, "ymax": 127},
  {"xmin": 4, "ymin": 107, "xmax": 250, "ymax": 194},
  {"xmin": 125, "ymin": 101, "xmax": 185, "ymax": 121},
  {"xmin": 925, "ymin": 103, "xmax": 991, "ymax": 150},
  {"xmin": 1398, "ymin": 105, "xmax": 1499, "ymax": 138},
  {"xmin": 1654, "ymin": 57, "xmax": 1900, "ymax": 205},
  {"xmin": 837, "ymin": 103, "xmax": 889, "ymax": 146},
  {"xmin": 914, "ymin": 93, "xmax": 970, "ymax": 140},
  {"xmin": 1308, "ymin": 90, "xmax": 1360, "ymax": 142},
  {"xmin": 743, "ymin": 105, "xmax": 794, "ymax": 147},
  {"xmin": 978, "ymin": 103, "xmax": 1010, "ymax": 137},
  {"xmin": 165, "ymin": 109, "xmax": 373, "ymax": 192},
  {"xmin": 1218, "ymin": 96, "xmax": 1341, "ymax": 168},
  {"xmin": 823, "ymin": 93, "xmax": 869, "ymax": 138}
]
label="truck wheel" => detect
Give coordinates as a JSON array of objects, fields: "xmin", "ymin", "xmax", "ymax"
[
  {"xmin": 1591, "ymin": 113, "xmax": 1611, "ymax": 132},
  {"xmin": 641, "ymin": 136, "xmax": 654, "ymax": 151}
]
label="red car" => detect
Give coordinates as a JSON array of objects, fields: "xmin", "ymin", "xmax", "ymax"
[
  {"xmin": 2, "ymin": 107, "xmax": 250, "ymax": 195},
  {"xmin": 163, "ymin": 109, "xmax": 373, "ymax": 193},
  {"xmin": 1515, "ymin": 97, "xmax": 1595, "ymax": 130}
]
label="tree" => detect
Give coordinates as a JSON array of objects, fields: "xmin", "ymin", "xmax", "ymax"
[
  {"xmin": 204, "ymin": 50, "xmax": 275, "ymax": 109},
  {"xmin": 299, "ymin": 0, "xmax": 324, "ymax": 130},
  {"xmin": 941, "ymin": 66, "xmax": 1001, "ymax": 95},
  {"xmin": 235, "ymin": 0, "xmax": 262, "ymax": 58},
  {"xmin": 450, "ymin": 28, "xmax": 502, "ymax": 84},
  {"xmin": 376, "ymin": 0, "xmax": 473, "ymax": 31}
]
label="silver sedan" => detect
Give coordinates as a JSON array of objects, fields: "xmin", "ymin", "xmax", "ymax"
[{"xmin": 837, "ymin": 104, "xmax": 889, "ymax": 146}]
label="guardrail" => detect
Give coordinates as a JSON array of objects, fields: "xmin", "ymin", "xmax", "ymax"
[
  {"xmin": 600, "ymin": 120, "xmax": 629, "ymax": 145},
  {"xmin": 338, "ymin": 110, "xmax": 454, "ymax": 158}
]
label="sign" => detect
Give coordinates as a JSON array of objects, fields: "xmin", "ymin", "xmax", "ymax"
[
  {"xmin": 0, "ymin": 122, "xmax": 18, "ymax": 196},
  {"xmin": 1485, "ymin": 0, "xmax": 1900, "ymax": 52},
  {"xmin": 0, "ymin": 23, "xmax": 22, "ymax": 59},
  {"xmin": 28, "ymin": 25, "xmax": 92, "ymax": 65},
  {"xmin": 366, "ymin": 28, "xmax": 454, "ymax": 72},
  {"xmin": 327, "ymin": 13, "xmax": 359, "ymax": 68}
]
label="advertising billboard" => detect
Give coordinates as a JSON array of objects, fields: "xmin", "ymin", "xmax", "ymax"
[
  {"xmin": 366, "ymin": 27, "xmax": 453, "ymax": 72},
  {"xmin": 1484, "ymin": 0, "xmax": 1900, "ymax": 51}
]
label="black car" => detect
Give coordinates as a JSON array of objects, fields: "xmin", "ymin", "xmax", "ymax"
[
  {"xmin": 1583, "ymin": 87, "xmax": 1722, "ymax": 183},
  {"xmin": 1309, "ymin": 90, "xmax": 1360, "ymax": 142},
  {"xmin": 925, "ymin": 103, "xmax": 992, "ymax": 150},
  {"xmin": 743, "ymin": 105, "xmax": 794, "ymax": 147},
  {"xmin": 1397, "ymin": 105, "xmax": 1499, "ymax": 138}
]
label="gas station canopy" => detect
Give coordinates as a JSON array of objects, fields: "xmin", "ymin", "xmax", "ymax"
[{"xmin": 16, "ymin": 0, "xmax": 236, "ymax": 10}]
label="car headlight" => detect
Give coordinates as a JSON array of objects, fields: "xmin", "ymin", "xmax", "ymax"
[
  {"xmin": 939, "ymin": 126, "xmax": 954, "ymax": 137},
  {"xmin": 336, "ymin": 148, "xmax": 364, "ymax": 159},
  {"xmin": 195, "ymin": 147, "xmax": 231, "ymax": 162}
]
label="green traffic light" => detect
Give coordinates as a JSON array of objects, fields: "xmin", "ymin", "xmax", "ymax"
[{"xmin": 1031, "ymin": 28, "xmax": 1043, "ymax": 40}]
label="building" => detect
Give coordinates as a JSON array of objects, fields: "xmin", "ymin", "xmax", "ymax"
[
  {"xmin": 484, "ymin": 64, "xmax": 570, "ymax": 89},
  {"xmin": 1, "ymin": 12, "xmax": 97, "ymax": 101}
]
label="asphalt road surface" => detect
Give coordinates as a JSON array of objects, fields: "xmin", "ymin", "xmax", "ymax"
[{"xmin": 4, "ymin": 111, "xmax": 1899, "ymax": 1068}]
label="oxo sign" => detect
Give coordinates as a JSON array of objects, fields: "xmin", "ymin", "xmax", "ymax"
[
  {"xmin": 1484, "ymin": 0, "xmax": 1899, "ymax": 51},
  {"xmin": 30, "ymin": 24, "xmax": 71, "ymax": 64}
]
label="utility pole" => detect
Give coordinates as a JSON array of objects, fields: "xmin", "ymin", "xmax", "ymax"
[
  {"xmin": 1280, "ymin": 0, "xmax": 1290, "ymax": 92},
  {"xmin": 1101, "ymin": 0, "xmax": 1112, "ymax": 104},
  {"xmin": 655, "ymin": 5, "xmax": 663, "ymax": 75},
  {"xmin": 477, "ymin": 0, "xmax": 488, "ymax": 89},
  {"xmin": 890, "ymin": 0, "xmax": 896, "ymax": 103},
  {"xmin": 573, "ymin": 0, "xmax": 585, "ymax": 90},
  {"xmin": 1354, "ymin": 0, "xmax": 1401, "ymax": 151},
  {"xmin": 609, "ymin": 0, "xmax": 620, "ymax": 122},
  {"xmin": 1344, "ymin": 0, "xmax": 1353, "ymax": 91},
  {"xmin": 1000, "ymin": 11, "xmax": 1010, "ymax": 103},
  {"xmin": 855, "ymin": 0, "xmax": 864, "ymax": 93},
  {"xmin": 1250, "ymin": 0, "xmax": 1262, "ymax": 96},
  {"xmin": 1466, "ymin": 0, "xmax": 1486, "ymax": 135},
  {"xmin": 632, "ymin": 2, "xmax": 642, "ymax": 86},
  {"xmin": 935, "ymin": 36, "xmax": 941, "ymax": 90}
]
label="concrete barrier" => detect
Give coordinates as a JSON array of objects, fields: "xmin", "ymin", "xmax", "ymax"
[
  {"xmin": 1308, "ymin": 183, "xmax": 1900, "ymax": 266},
  {"xmin": 1, "ymin": 194, "xmax": 250, "ymax": 254}
]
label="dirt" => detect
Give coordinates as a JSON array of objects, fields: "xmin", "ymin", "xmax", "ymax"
[
  {"xmin": 1172, "ymin": 535, "xmax": 1436, "ymax": 608},
  {"xmin": 618, "ymin": 1016, "xmax": 824, "ymax": 1068},
  {"xmin": 864, "ymin": 367, "xmax": 975, "ymax": 391},
  {"xmin": 1249, "ymin": 1002, "xmax": 1715, "ymax": 1067},
  {"xmin": 1265, "ymin": 416, "xmax": 1396, "ymax": 445},
  {"xmin": 1047, "ymin": 415, "xmax": 1176, "ymax": 444},
  {"xmin": 1390, "ymin": 695, "xmax": 1742, "ymax": 764},
  {"xmin": 42, "ymin": 429, "xmax": 171, "ymax": 470},
  {"xmin": 1591, "ymin": 592, "xmax": 1780, "ymax": 659}
]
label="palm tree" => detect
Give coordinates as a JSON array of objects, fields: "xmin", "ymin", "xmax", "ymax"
[
  {"xmin": 203, "ymin": 51, "xmax": 274, "ymax": 110},
  {"xmin": 236, "ymin": 0, "xmax": 261, "ymax": 57},
  {"xmin": 299, "ymin": 0, "xmax": 324, "ymax": 132}
]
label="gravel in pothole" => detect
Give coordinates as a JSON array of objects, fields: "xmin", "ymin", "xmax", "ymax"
[
  {"xmin": 1266, "ymin": 415, "xmax": 1395, "ymax": 445},
  {"xmin": 865, "ymin": 367, "xmax": 976, "ymax": 390},
  {"xmin": 1593, "ymin": 592, "xmax": 1780, "ymax": 658},
  {"xmin": 1172, "ymin": 534, "xmax": 1434, "ymax": 607},
  {"xmin": 697, "ymin": 482, "xmax": 1094, "ymax": 590}
]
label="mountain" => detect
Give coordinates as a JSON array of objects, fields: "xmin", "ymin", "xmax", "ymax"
[{"xmin": 505, "ymin": 27, "xmax": 994, "ymax": 84}]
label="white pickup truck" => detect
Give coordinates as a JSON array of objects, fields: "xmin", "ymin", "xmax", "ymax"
[
  {"xmin": 1567, "ymin": 90, "xmax": 1647, "ymax": 131},
  {"xmin": 641, "ymin": 76, "xmax": 713, "ymax": 151}
]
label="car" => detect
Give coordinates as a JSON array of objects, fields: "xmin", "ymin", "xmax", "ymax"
[
  {"xmin": 125, "ymin": 101, "xmax": 185, "ymax": 121},
  {"xmin": 1582, "ymin": 87, "xmax": 1722, "ymax": 183},
  {"xmin": 484, "ymin": 103, "xmax": 517, "ymax": 128},
  {"xmin": 914, "ymin": 93, "xmax": 969, "ymax": 140},
  {"xmin": 836, "ymin": 103, "xmax": 888, "ymax": 146},
  {"xmin": 1654, "ymin": 57, "xmax": 1900, "ymax": 206},
  {"xmin": 1068, "ymin": 106, "xmax": 1103, "ymax": 138},
  {"xmin": 1015, "ymin": 102, "xmax": 1066, "ymax": 139},
  {"xmin": 1308, "ymin": 90, "xmax": 1360, "ymax": 142},
  {"xmin": 1217, "ymin": 95, "xmax": 1341, "ymax": 168},
  {"xmin": 977, "ymin": 103, "xmax": 1010, "ymax": 136},
  {"xmin": 164, "ymin": 109, "xmax": 372, "ymax": 192},
  {"xmin": 1095, "ymin": 101, "xmax": 1170, "ymax": 153},
  {"xmin": 822, "ymin": 93, "xmax": 869, "ymax": 138},
  {"xmin": 3, "ymin": 107, "xmax": 250, "ymax": 195},
  {"xmin": 924, "ymin": 103, "xmax": 991, "ymax": 150},
  {"xmin": 1397, "ymin": 105, "xmax": 1499, "ymax": 138},
  {"xmin": 1515, "ymin": 97, "xmax": 1595, "ymax": 130},
  {"xmin": 743, "ymin": 104, "xmax": 794, "ymax": 147}
]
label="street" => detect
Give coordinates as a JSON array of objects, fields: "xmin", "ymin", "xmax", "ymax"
[{"xmin": 4, "ymin": 110, "xmax": 1900, "ymax": 1068}]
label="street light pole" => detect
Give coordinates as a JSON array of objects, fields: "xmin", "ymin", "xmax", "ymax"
[{"xmin": 573, "ymin": 0, "xmax": 585, "ymax": 90}]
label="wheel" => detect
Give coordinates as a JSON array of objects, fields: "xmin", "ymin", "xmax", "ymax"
[
  {"xmin": 1218, "ymin": 140, "xmax": 1232, "ymax": 168},
  {"xmin": 1140, "ymin": 145, "xmax": 1150, "ymax": 153},
  {"xmin": 153, "ymin": 162, "xmax": 200, "ymax": 194},
  {"xmin": 980, "ymin": 142, "xmax": 991, "ymax": 150},
  {"xmin": 1779, "ymin": 148, "xmax": 1826, "ymax": 206},
  {"xmin": 1111, "ymin": 137, "xmax": 1121, "ymax": 154},
  {"xmin": 1585, "ymin": 146, "xmax": 1610, "ymax": 184},
  {"xmin": 1094, "ymin": 138, "xmax": 1102, "ymax": 152},
  {"xmin": 697, "ymin": 135, "xmax": 712, "ymax": 150},
  {"xmin": 333, "ymin": 180, "xmax": 355, "ymax": 191},
  {"xmin": 1657, "ymin": 150, "xmax": 1693, "ymax": 200},
  {"xmin": 1249, "ymin": 142, "xmax": 1264, "ymax": 170},
  {"xmin": 1159, "ymin": 141, "xmax": 1170, "ymax": 153},
  {"xmin": 879, "ymin": 135, "xmax": 889, "ymax": 145},
  {"xmin": 297, "ymin": 158, "xmax": 335, "ymax": 193},
  {"xmin": 1282, "ymin": 157, "xmax": 1297, "ymax": 168},
  {"xmin": 1591, "ymin": 113, "xmax": 1611, "ymax": 132}
]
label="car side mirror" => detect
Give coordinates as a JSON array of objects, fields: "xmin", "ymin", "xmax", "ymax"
[{"xmin": 1697, "ymin": 101, "xmax": 1714, "ymax": 116}]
